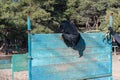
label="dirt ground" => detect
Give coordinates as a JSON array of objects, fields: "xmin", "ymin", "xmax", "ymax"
[
  {"xmin": 0, "ymin": 55, "xmax": 120, "ymax": 80},
  {"xmin": 112, "ymin": 55, "xmax": 120, "ymax": 80},
  {"xmin": 0, "ymin": 69, "xmax": 28, "ymax": 80}
]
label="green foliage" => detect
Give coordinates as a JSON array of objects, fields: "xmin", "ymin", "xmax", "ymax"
[
  {"xmin": 0, "ymin": 0, "xmax": 120, "ymax": 45},
  {"xmin": 106, "ymin": 9, "xmax": 120, "ymax": 33}
]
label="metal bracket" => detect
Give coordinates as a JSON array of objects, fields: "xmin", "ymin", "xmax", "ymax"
[{"xmin": 28, "ymin": 56, "xmax": 33, "ymax": 60}]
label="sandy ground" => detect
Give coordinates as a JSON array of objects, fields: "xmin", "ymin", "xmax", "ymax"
[
  {"xmin": 0, "ymin": 69, "xmax": 28, "ymax": 80},
  {"xmin": 0, "ymin": 55, "xmax": 120, "ymax": 80},
  {"xmin": 112, "ymin": 55, "xmax": 120, "ymax": 80}
]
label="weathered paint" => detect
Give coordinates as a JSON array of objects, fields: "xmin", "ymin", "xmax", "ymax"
[
  {"xmin": 12, "ymin": 54, "xmax": 28, "ymax": 80},
  {"xmin": 0, "ymin": 60, "xmax": 11, "ymax": 64},
  {"xmin": 0, "ymin": 56, "xmax": 11, "ymax": 69},
  {"xmin": 12, "ymin": 54, "xmax": 28, "ymax": 72},
  {"xmin": 30, "ymin": 33, "xmax": 112, "ymax": 80}
]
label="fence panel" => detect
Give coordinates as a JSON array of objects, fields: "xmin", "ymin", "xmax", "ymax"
[
  {"xmin": 31, "ymin": 33, "xmax": 112, "ymax": 80},
  {"xmin": 0, "ymin": 55, "xmax": 12, "ymax": 80},
  {"xmin": 12, "ymin": 54, "xmax": 28, "ymax": 80}
]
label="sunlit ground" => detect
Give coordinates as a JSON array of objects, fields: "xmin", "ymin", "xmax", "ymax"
[{"xmin": 112, "ymin": 54, "xmax": 120, "ymax": 80}]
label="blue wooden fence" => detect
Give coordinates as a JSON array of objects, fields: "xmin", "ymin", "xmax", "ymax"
[
  {"xmin": 29, "ymin": 33, "xmax": 112, "ymax": 80},
  {"xmin": 0, "ymin": 56, "xmax": 11, "ymax": 69}
]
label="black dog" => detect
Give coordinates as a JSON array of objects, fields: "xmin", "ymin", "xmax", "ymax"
[{"xmin": 59, "ymin": 20, "xmax": 80, "ymax": 48}]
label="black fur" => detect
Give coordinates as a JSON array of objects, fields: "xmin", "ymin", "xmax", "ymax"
[{"xmin": 59, "ymin": 20, "xmax": 80, "ymax": 48}]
